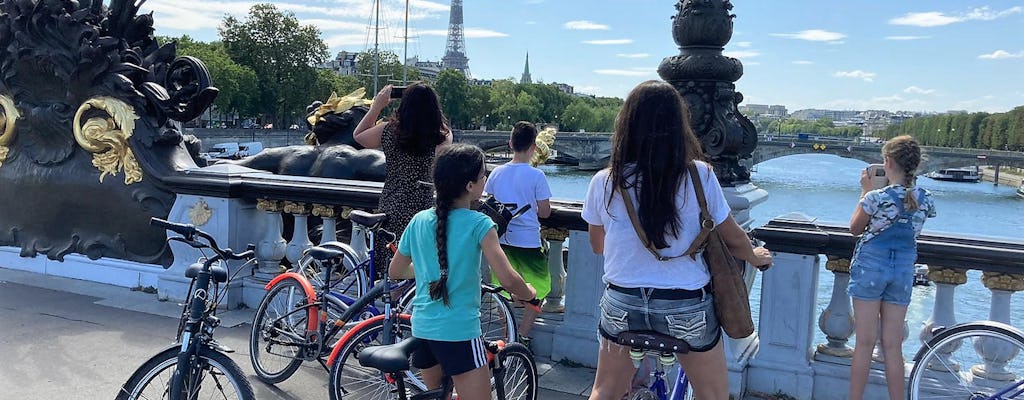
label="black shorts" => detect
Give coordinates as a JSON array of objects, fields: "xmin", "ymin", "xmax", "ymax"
[{"xmin": 410, "ymin": 337, "xmax": 489, "ymax": 377}]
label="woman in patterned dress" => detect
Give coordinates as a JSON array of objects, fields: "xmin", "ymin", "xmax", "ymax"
[{"xmin": 353, "ymin": 82, "xmax": 452, "ymax": 269}]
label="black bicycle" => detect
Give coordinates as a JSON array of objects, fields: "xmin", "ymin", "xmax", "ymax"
[{"xmin": 116, "ymin": 218, "xmax": 257, "ymax": 400}]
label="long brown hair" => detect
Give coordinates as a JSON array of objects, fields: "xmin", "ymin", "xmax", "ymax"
[
  {"xmin": 428, "ymin": 144, "xmax": 485, "ymax": 306},
  {"xmin": 882, "ymin": 135, "xmax": 922, "ymax": 211},
  {"xmin": 608, "ymin": 80, "xmax": 704, "ymax": 249},
  {"xmin": 390, "ymin": 82, "xmax": 448, "ymax": 156}
]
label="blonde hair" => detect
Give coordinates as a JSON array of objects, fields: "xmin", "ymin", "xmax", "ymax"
[{"xmin": 882, "ymin": 135, "xmax": 922, "ymax": 211}]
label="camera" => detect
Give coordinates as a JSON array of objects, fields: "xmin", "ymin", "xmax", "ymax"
[
  {"xmin": 390, "ymin": 86, "xmax": 406, "ymax": 99},
  {"xmin": 866, "ymin": 164, "xmax": 888, "ymax": 189}
]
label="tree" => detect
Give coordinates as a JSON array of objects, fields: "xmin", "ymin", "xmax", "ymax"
[
  {"xmin": 166, "ymin": 35, "xmax": 258, "ymax": 123},
  {"xmin": 310, "ymin": 71, "xmax": 363, "ymax": 106},
  {"xmin": 434, "ymin": 69, "xmax": 470, "ymax": 128},
  {"xmin": 219, "ymin": 4, "xmax": 329, "ymax": 128},
  {"xmin": 354, "ymin": 50, "xmax": 420, "ymax": 94}
]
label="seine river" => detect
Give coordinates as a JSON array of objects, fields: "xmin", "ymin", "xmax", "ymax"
[{"xmin": 540, "ymin": 153, "xmax": 1023, "ymax": 356}]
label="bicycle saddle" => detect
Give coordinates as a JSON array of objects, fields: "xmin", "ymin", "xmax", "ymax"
[
  {"xmin": 306, "ymin": 246, "xmax": 346, "ymax": 261},
  {"xmin": 185, "ymin": 263, "xmax": 229, "ymax": 284},
  {"xmin": 358, "ymin": 336, "xmax": 423, "ymax": 373},
  {"xmin": 616, "ymin": 331, "xmax": 691, "ymax": 353},
  {"xmin": 349, "ymin": 210, "xmax": 388, "ymax": 229}
]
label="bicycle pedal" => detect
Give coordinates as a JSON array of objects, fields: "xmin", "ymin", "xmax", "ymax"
[{"xmin": 209, "ymin": 340, "xmax": 234, "ymax": 353}]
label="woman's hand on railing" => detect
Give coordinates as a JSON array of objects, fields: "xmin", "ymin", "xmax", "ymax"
[{"xmin": 751, "ymin": 246, "xmax": 773, "ymax": 271}]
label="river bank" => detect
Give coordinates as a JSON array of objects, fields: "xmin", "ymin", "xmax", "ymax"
[{"xmin": 981, "ymin": 165, "xmax": 1024, "ymax": 186}]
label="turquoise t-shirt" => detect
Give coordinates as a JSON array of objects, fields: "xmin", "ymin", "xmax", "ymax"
[{"xmin": 398, "ymin": 208, "xmax": 496, "ymax": 341}]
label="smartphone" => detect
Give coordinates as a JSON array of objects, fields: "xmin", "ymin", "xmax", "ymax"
[
  {"xmin": 866, "ymin": 164, "xmax": 888, "ymax": 189},
  {"xmin": 390, "ymin": 86, "xmax": 406, "ymax": 99}
]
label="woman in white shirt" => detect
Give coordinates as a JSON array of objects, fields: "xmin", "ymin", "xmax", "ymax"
[{"xmin": 581, "ymin": 80, "xmax": 772, "ymax": 400}]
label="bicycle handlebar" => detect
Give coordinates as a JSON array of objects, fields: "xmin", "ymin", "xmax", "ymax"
[{"xmin": 151, "ymin": 218, "xmax": 254, "ymax": 261}]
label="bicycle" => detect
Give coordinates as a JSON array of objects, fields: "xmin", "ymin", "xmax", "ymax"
[
  {"xmin": 350, "ymin": 337, "xmax": 538, "ymax": 400},
  {"xmin": 116, "ymin": 218, "xmax": 257, "ymax": 400},
  {"xmin": 907, "ymin": 320, "xmax": 1024, "ymax": 400},
  {"xmin": 620, "ymin": 331, "xmax": 695, "ymax": 400},
  {"xmin": 250, "ymin": 210, "xmax": 414, "ymax": 383}
]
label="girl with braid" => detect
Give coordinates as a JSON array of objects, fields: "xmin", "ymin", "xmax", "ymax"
[
  {"xmin": 389, "ymin": 144, "xmax": 537, "ymax": 399},
  {"xmin": 848, "ymin": 135, "xmax": 936, "ymax": 400}
]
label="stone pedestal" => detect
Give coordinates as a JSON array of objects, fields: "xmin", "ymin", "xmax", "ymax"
[{"xmin": 550, "ymin": 230, "xmax": 604, "ymax": 367}]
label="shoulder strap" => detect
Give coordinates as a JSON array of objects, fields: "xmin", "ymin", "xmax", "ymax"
[
  {"xmin": 617, "ymin": 185, "xmax": 667, "ymax": 261},
  {"xmin": 683, "ymin": 162, "xmax": 716, "ymax": 258}
]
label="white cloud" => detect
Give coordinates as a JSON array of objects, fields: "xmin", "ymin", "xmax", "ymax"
[
  {"xmin": 300, "ymin": 19, "xmax": 367, "ymax": 32},
  {"xmin": 417, "ymin": 28, "xmax": 509, "ymax": 38},
  {"xmin": 564, "ymin": 20, "xmax": 610, "ymax": 30},
  {"xmin": 734, "ymin": 41, "xmax": 752, "ymax": 48},
  {"xmin": 792, "ymin": 60, "xmax": 814, "ymax": 65},
  {"xmin": 885, "ymin": 36, "xmax": 931, "ymax": 41},
  {"xmin": 823, "ymin": 95, "xmax": 929, "ymax": 111},
  {"xmin": 616, "ymin": 53, "xmax": 650, "ymax": 59},
  {"xmin": 889, "ymin": 6, "xmax": 1022, "ymax": 27},
  {"xmin": 771, "ymin": 29, "xmax": 846, "ymax": 42},
  {"xmin": 833, "ymin": 70, "xmax": 876, "ymax": 82},
  {"xmin": 904, "ymin": 86, "xmax": 935, "ymax": 95},
  {"xmin": 723, "ymin": 50, "xmax": 760, "ymax": 59},
  {"xmin": 978, "ymin": 50, "xmax": 1024, "ymax": 59},
  {"xmin": 525, "ymin": 21, "xmax": 537, "ymax": 25},
  {"xmin": 583, "ymin": 39, "xmax": 633, "ymax": 45},
  {"xmin": 594, "ymin": 69, "xmax": 651, "ymax": 77}
]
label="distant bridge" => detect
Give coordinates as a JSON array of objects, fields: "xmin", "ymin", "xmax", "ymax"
[{"xmin": 453, "ymin": 130, "xmax": 1024, "ymax": 172}]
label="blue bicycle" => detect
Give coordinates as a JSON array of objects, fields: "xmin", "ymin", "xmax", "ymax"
[
  {"xmin": 619, "ymin": 331, "xmax": 695, "ymax": 400},
  {"xmin": 908, "ymin": 321, "xmax": 1024, "ymax": 400}
]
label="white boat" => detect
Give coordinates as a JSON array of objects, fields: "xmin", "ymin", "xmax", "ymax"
[
  {"xmin": 925, "ymin": 168, "xmax": 981, "ymax": 182},
  {"xmin": 1017, "ymin": 182, "xmax": 1024, "ymax": 199}
]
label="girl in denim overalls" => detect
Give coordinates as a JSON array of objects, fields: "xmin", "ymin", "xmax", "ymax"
[{"xmin": 848, "ymin": 135, "xmax": 937, "ymax": 400}]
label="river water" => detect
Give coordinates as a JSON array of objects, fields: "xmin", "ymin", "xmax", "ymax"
[{"xmin": 540, "ymin": 153, "xmax": 1023, "ymax": 356}]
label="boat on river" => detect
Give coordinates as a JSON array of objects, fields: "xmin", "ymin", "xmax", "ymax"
[
  {"xmin": 1017, "ymin": 182, "xmax": 1024, "ymax": 199},
  {"xmin": 925, "ymin": 168, "xmax": 981, "ymax": 182}
]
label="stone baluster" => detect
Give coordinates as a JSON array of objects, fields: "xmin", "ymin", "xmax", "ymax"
[
  {"xmin": 816, "ymin": 257, "xmax": 854, "ymax": 358},
  {"xmin": 920, "ymin": 267, "xmax": 966, "ymax": 371},
  {"xmin": 255, "ymin": 199, "xmax": 287, "ymax": 278},
  {"xmin": 312, "ymin": 204, "xmax": 338, "ymax": 244},
  {"xmin": 283, "ymin": 201, "xmax": 313, "ymax": 264},
  {"xmin": 971, "ymin": 272, "xmax": 1024, "ymax": 380},
  {"xmin": 541, "ymin": 227, "xmax": 569, "ymax": 313},
  {"xmin": 344, "ymin": 207, "xmax": 367, "ymax": 259}
]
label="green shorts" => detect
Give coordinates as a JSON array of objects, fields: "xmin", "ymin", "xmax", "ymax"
[{"xmin": 492, "ymin": 245, "xmax": 551, "ymax": 300}]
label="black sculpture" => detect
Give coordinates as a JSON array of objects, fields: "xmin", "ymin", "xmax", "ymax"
[
  {"xmin": 0, "ymin": 0, "xmax": 217, "ymax": 266},
  {"xmin": 658, "ymin": 0, "xmax": 758, "ymax": 186},
  {"xmin": 218, "ymin": 91, "xmax": 386, "ymax": 181}
]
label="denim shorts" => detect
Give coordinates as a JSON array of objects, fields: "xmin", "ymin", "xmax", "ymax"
[
  {"xmin": 848, "ymin": 246, "xmax": 915, "ymax": 306},
  {"xmin": 598, "ymin": 285, "xmax": 721, "ymax": 352}
]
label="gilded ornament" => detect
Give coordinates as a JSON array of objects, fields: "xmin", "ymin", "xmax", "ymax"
[
  {"xmin": 306, "ymin": 89, "xmax": 374, "ymax": 133},
  {"xmin": 0, "ymin": 94, "xmax": 21, "ymax": 168},
  {"xmin": 531, "ymin": 127, "xmax": 557, "ymax": 167},
  {"xmin": 825, "ymin": 257, "xmax": 851, "ymax": 274},
  {"xmin": 340, "ymin": 206, "xmax": 355, "ymax": 219},
  {"xmin": 72, "ymin": 97, "xmax": 142, "ymax": 184},
  {"xmin": 283, "ymin": 201, "xmax": 311, "ymax": 215},
  {"xmin": 188, "ymin": 199, "xmax": 214, "ymax": 227},
  {"xmin": 541, "ymin": 227, "xmax": 570, "ymax": 241},
  {"xmin": 312, "ymin": 204, "xmax": 337, "ymax": 218},
  {"xmin": 981, "ymin": 272, "xmax": 1024, "ymax": 292},
  {"xmin": 927, "ymin": 266, "xmax": 968, "ymax": 285},
  {"xmin": 256, "ymin": 199, "xmax": 281, "ymax": 212}
]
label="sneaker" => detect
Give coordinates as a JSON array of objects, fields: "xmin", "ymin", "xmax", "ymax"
[{"xmin": 541, "ymin": 298, "xmax": 565, "ymax": 313}]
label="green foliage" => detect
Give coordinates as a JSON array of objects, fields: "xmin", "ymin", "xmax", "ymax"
[
  {"xmin": 219, "ymin": 4, "xmax": 329, "ymax": 127},
  {"xmin": 757, "ymin": 117, "xmax": 862, "ymax": 137},
  {"xmin": 880, "ymin": 107, "xmax": 1024, "ymax": 150},
  {"xmin": 434, "ymin": 69, "xmax": 471, "ymax": 128},
  {"xmin": 355, "ymin": 50, "xmax": 420, "ymax": 94}
]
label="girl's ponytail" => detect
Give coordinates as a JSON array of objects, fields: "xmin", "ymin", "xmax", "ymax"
[
  {"xmin": 429, "ymin": 196, "xmax": 452, "ymax": 306},
  {"xmin": 427, "ymin": 143, "xmax": 485, "ymax": 308},
  {"xmin": 904, "ymin": 170, "xmax": 919, "ymax": 212}
]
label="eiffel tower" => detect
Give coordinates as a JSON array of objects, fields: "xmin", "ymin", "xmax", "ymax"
[{"xmin": 441, "ymin": 0, "xmax": 470, "ymax": 77}]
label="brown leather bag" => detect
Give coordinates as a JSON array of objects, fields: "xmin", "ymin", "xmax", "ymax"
[{"xmin": 619, "ymin": 162, "xmax": 755, "ymax": 339}]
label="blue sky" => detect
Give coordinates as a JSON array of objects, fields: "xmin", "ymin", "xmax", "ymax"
[{"xmin": 140, "ymin": 0, "xmax": 1024, "ymax": 113}]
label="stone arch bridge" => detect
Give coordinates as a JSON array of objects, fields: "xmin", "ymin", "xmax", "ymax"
[{"xmin": 454, "ymin": 130, "xmax": 1024, "ymax": 172}]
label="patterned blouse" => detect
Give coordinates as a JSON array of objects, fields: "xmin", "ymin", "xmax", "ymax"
[
  {"xmin": 859, "ymin": 184, "xmax": 937, "ymax": 243},
  {"xmin": 378, "ymin": 123, "xmax": 437, "ymax": 238}
]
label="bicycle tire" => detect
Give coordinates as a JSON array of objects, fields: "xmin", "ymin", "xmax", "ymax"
[
  {"xmin": 116, "ymin": 346, "xmax": 254, "ymax": 400},
  {"xmin": 494, "ymin": 343, "xmax": 538, "ymax": 400},
  {"xmin": 397, "ymin": 287, "xmax": 517, "ymax": 343},
  {"xmin": 250, "ymin": 277, "xmax": 349, "ymax": 383},
  {"xmin": 328, "ymin": 318, "xmax": 424, "ymax": 400},
  {"xmin": 294, "ymin": 241, "xmax": 369, "ymax": 300},
  {"xmin": 907, "ymin": 321, "xmax": 1024, "ymax": 400},
  {"xmin": 629, "ymin": 390, "xmax": 658, "ymax": 400}
]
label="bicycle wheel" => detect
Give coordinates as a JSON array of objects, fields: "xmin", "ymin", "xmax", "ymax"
[
  {"xmin": 250, "ymin": 277, "xmax": 349, "ymax": 383},
  {"xmin": 328, "ymin": 318, "xmax": 424, "ymax": 400},
  {"xmin": 116, "ymin": 346, "xmax": 255, "ymax": 400},
  {"xmin": 629, "ymin": 390, "xmax": 658, "ymax": 400},
  {"xmin": 493, "ymin": 343, "xmax": 538, "ymax": 400},
  {"xmin": 398, "ymin": 287, "xmax": 517, "ymax": 344},
  {"xmin": 294, "ymin": 241, "xmax": 368, "ymax": 300},
  {"xmin": 908, "ymin": 321, "xmax": 1024, "ymax": 400}
]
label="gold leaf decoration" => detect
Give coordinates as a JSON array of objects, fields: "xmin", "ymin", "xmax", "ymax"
[
  {"xmin": 531, "ymin": 127, "xmax": 557, "ymax": 167},
  {"xmin": 72, "ymin": 97, "xmax": 142, "ymax": 184},
  {"xmin": 306, "ymin": 88, "xmax": 374, "ymax": 129},
  {"xmin": 0, "ymin": 94, "xmax": 21, "ymax": 168},
  {"xmin": 188, "ymin": 199, "xmax": 214, "ymax": 227}
]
